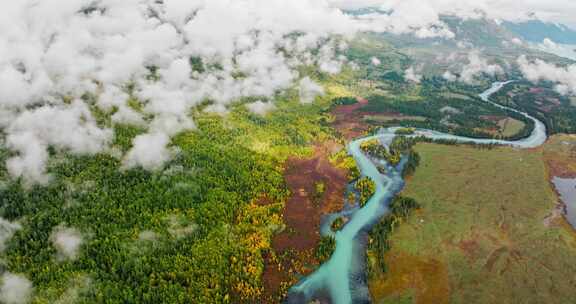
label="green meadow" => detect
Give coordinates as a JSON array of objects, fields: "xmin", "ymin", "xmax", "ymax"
[{"xmin": 371, "ymin": 143, "xmax": 576, "ymax": 304}]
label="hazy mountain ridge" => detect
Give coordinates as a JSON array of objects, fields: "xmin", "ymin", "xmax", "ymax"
[
  {"xmin": 345, "ymin": 9, "xmax": 576, "ymax": 47},
  {"xmin": 503, "ymin": 20, "xmax": 576, "ymax": 44}
]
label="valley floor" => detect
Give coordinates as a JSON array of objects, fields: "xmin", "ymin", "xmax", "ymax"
[{"xmin": 370, "ymin": 136, "xmax": 576, "ymax": 303}]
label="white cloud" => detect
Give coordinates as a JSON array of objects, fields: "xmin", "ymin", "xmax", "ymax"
[
  {"xmin": 0, "ymin": 218, "xmax": 21, "ymax": 252},
  {"xmin": 542, "ymin": 38, "xmax": 558, "ymax": 49},
  {"xmin": 246, "ymin": 101, "xmax": 276, "ymax": 116},
  {"xmin": 329, "ymin": 0, "xmax": 576, "ymax": 29},
  {"xmin": 97, "ymin": 86, "xmax": 130, "ymax": 112},
  {"xmin": 54, "ymin": 276, "xmax": 91, "ymax": 304},
  {"xmin": 443, "ymin": 71, "xmax": 458, "ymax": 81},
  {"xmin": 457, "ymin": 41, "xmax": 474, "ymax": 49},
  {"xmin": 404, "ymin": 66, "xmax": 422, "ymax": 83},
  {"xmin": 532, "ymin": 38, "xmax": 576, "ymax": 61},
  {"xmin": 0, "ymin": 273, "xmax": 33, "ymax": 304},
  {"xmin": 371, "ymin": 57, "xmax": 381, "ymax": 66},
  {"xmin": 444, "ymin": 51, "xmax": 503, "ymax": 84},
  {"xmin": 1, "ymin": 0, "xmax": 573, "ymax": 183},
  {"xmin": 299, "ymin": 77, "xmax": 325, "ymax": 104},
  {"xmin": 5, "ymin": 101, "xmax": 113, "ymax": 185},
  {"xmin": 6, "ymin": 133, "xmax": 51, "ymax": 186},
  {"xmin": 0, "ymin": 0, "xmax": 360, "ymax": 183},
  {"xmin": 122, "ymin": 133, "xmax": 174, "ymax": 171},
  {"xmin": 138, "ymin": 230, "xmax": 159, "ymax": 242},
  {"xmin": 8, "ymin": 101, "xmax": 112, "ymax": 155},
  {"xmin": 459, "ymin": 51, "xmax": 503, "ymax": 83},
  {"xmin": 518, "ymin": 55, "xmax": 576, "ymax": 95},
  {"xmin": 50, "ymin": 226, "xmax": 83, "ymax": 261},
  {"xmin": 111, "ymin": 106, "xmax": 145, "ymax": 127},
  {"xmin": 203, "ymin": 104, "xmax": 229, "ymax": 116},
  {"xmin": 350, "ymin": 0, "xmax": 455, "ymax": 39},
  {"xmin": 511, "ymin": 38, "xmax": 524, "ymax": 46}
]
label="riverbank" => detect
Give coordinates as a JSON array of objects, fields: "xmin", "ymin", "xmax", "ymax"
[
  {"xmin": 544, "ymin": 135, "xmax": 576, "ymax": 230},
  {"xmin": 553, "ymin": 177, "xmax": 576, "ymax": 228},
  {"xmin": 260, "ymin": 141, "xmax": 349, "ymax": 302},
  {"xmin": 285, "ymin": 82, "xmax": 554, "ymax": 303}
]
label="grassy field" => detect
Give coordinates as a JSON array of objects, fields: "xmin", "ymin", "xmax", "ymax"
[
  {"xmin": 370, "ymin": 143, "xmax": 576, "ymax": 304},
  {"xmin": 543, "ymin": 135, "xmax": 576, "ymax": 177},
  {"xmin": 498, "ymin": 118, "xmax": 526, "ymax": 137},
  {"xmin": 440, "ymin": 92, "xmax": 473, "ymax": 101}
]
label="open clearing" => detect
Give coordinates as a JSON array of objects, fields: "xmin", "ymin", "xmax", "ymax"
[
  {"xmin": 543, "ymin": 134, "xmax": 576, "ymax": 178},
  {"xmin": 370, "ymin": 142, "xmax": 576, "ymax": 304},
  {"xmin": 497, "ymin": 117, "xmax": 526, "ymax": 137},
  {"xmin": 440, "ymin": 92, "xmax": 473, "ymax": 101}
]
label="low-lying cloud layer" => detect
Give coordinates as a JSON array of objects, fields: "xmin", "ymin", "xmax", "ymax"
[
  {"xmin": 329, "ymin": 0, "xmax": 576, "ymax": 28},
  {"xmin": 443, "ymin": 51, "xmax": 504, "ymax": 84},
  {"xmin": 533, "ymin": 38, "xmax": 576, "ymax": 61},
  {"xmin": 0, "ymin": 0, "xmax": 359, "ymax": 184},
  {"xmin": 0, "ymin": 0, "xmax": 572, "ymax": 184},
  {"xmin": 0, "ymin": 273, "xmax": 33, "ymax": 304},
  {"xmin": 350, "ymin": 0, "xmax": 455, "ymax": 39},
  {"xmin": 459, "ymin": 52, "xmax": 504, "ymax": 83},
  {"xmin": 50, "ymin": 226, "xmax": 84, "ymax": 261},
  {"xmin": 0, "ymin": 218, "xmax": 21, "ymax": 252},
  {"xmin": 518, "ymin": 56, "xmax": 576, "ymax": 95},
  {"xmin": 6, "ymin": 101, "xmax": 113, "ymax": 185},
  {"xmin": 404, "ymin": 66, "xmax": 422, "ymax": 83},
  {"xmin": 299, "ymin": 77, "xmax": 326, "ymax": 104},
  {"xmin": 245, "ymin": 101, "xmax": 276, "ymax": 116}
]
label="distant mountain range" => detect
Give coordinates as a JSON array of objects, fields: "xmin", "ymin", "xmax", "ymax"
[
  {"xmin": 441, "ymin": 15, "xmax": 516, "ymax": 48},
  {"xmin": 346, "ymin": 8, "xmax": 576, "ymax": 46},
  {"xmin": 442, "ymin": 17, "xmax": 576, "ymax": 48},
  {"xmin": 502, "ymin": 20, "xmax": 576, "ymax": 44}
]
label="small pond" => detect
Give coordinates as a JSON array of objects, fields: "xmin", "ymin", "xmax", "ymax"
[{"xmin": 553, "ymin": 177, "xmax": 576, "ymax": 229}]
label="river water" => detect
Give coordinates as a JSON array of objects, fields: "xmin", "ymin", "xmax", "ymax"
[
  {"xmin": 286, "ymin": 82, "xmax": 548, "ymax": 304},
  {"xmin": 553, "ymin": 177, "xmax": 576, "ymax": 228}
]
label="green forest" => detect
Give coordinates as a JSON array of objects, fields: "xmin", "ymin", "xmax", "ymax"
[
  {"xmin": 0, "ymin": 28, "xmax": 573, "ymax": 304},
  {"xmin": 363, "ymin": 79, "xmax": 534, "ymax": 141},
  {"xmin": 0, "ymin": 85, "xmax": 341, "ymax": 303},
  {"xmin": 492, "ymin": 81, "xmax": 576, "ymax": 134}
]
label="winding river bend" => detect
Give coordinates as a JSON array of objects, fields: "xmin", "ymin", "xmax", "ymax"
[{"xmin": 286, "ymin": 81, "xmax": 548, "ymax": 304}]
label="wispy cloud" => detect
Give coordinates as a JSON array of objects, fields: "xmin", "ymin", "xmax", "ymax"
[
  {"xmin": 0, "ymin": 273, "xmax": 33, "ymax": 304},
  {"xmin": 443, "ymin": 51, "xmax": 503, "ymax": 84},
  {"xmin": 518, "ymin": 55, "xmax": 576, "ymax": 95},
  {"xmin": 0, "ymin": 0, "xmax": 356, "ymax": 183},
  {"xmin": 50, "ymin": 226, "xmax": 84, "ymax": 261},
  {"xmin": 0, "ymin": 0, "xmax": 571, "ymax": 183}
]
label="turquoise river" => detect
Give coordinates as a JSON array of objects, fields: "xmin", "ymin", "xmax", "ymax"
[{"xmin": 286, "ymin": 81, "xmax": 548, "ymax": 304}]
